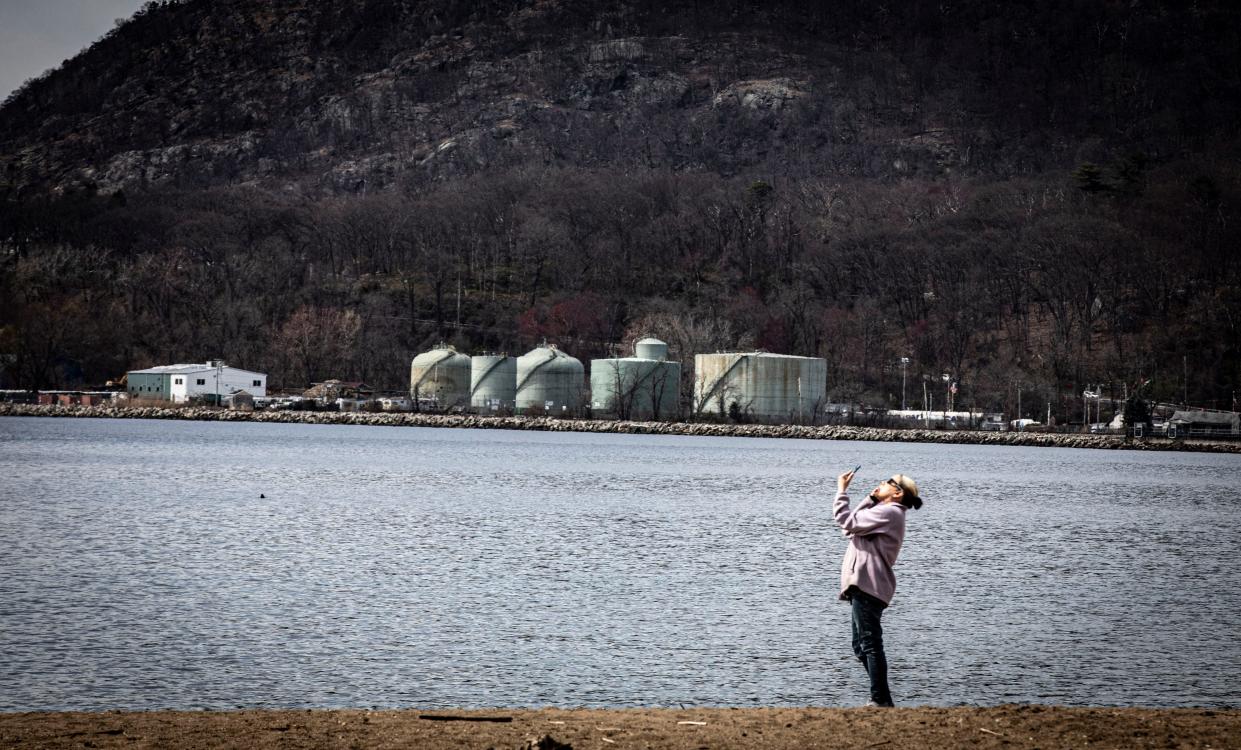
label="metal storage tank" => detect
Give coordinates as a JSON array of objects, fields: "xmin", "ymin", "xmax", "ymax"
[
  {"xmin": 591, "ymin": 337, "xmax": 681, "ymax": 420},
  {"xmin": 634, "ymin": 337, "xmax": 669, "ymax": 361},
  {"xmin": 515, "ymin": 345, "xmax": 585, "ymax": 415},
  {"xmin": 694, "ymin": 352, "xmax": 827, "ymax": 423},
  {"xmin": 409, "ymin": 345, "xmax": 471, "ymax": 411},
  {"xmin": 470, "ymin": 354, "xmax": 516, "ymax": 412}
]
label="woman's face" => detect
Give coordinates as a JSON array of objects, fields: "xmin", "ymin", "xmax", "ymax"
[{"xmin": 872, "ymin": 478, "xmax": 904, "ymax": 504}]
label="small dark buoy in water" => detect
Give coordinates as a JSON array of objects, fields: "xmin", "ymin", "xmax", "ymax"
[{"xmin": 259, "ymin": 493, "xmax": 266, "ymax": 498}]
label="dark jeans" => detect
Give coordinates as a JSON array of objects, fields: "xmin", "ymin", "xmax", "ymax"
[{"xmin": 849, "ymin": 588, "xmax": 894, "ymax": 706}]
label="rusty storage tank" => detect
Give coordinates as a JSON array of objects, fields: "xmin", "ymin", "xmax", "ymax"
[
  {"xmin": 409, "ymin": 345, "xmax": 471, "ymax": 411},
  {"xmin": 470, "ymin": 354, "xmax": 517, "ymax": 413},
  {"xmin": 693, "ymin": 352, "xmax": 827, "ymax": 423},
  {"xmin": 590, "ymin": 337, "xmax": 681, "ymax": 420},
  {"xmin": 515, "ymin": 345, "xmax": 585, "ymax": 416}
]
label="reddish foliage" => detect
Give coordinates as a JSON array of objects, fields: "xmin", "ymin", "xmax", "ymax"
[
  {"xmin": 757, "ymin": 315, "xmax": 790, "ymax": 353},
  {"xmin": 517, "ymin": 292, "xmax": 609, "ymax": 347}
]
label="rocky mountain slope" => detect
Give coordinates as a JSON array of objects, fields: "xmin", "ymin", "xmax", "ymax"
[
  {"xmin": 1, "ymin": 0, "xmax": 1239, "ymax": 414},
  {"xmin": 4, "ymin": 0, "xmax": 1237, "ymax": 196}
]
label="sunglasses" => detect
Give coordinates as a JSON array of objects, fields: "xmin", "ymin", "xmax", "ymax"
[{"xmin": 885, "ymin": 478, "xmax": 904, "ymax": 491}]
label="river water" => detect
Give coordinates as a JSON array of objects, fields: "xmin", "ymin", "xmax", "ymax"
[{"xmin": 1, "ymin": 416, "xmax": 1239, "ymax": 711}]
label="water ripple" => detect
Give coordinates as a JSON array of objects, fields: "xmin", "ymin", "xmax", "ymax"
[{"xmin": 1, "ymin": 417, "xmax": 1239, "ymax": 710}]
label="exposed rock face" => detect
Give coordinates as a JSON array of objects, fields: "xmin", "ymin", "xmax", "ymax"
[
  {"xmin": 91, "ymin": 134, "xmax": 262, "ymax": 192},
  {"xmin": 587, "ymin": 38, "xmax": 648, "ymax": 63},
  {"xmin": 712, "ymin": 78, "xmax": 805, "ymax": 110},
  {"xmin": 18, "ymin": 0, "xmax": 1220, "ymax": 197},
  {"xmin": 3, "ymin": 3, "xmax": 766, "ymax": 195}
]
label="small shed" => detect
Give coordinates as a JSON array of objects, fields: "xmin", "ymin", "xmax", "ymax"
[{"xmin": 227, "ymin": 390, "xmax": 255, "ymax": 411}]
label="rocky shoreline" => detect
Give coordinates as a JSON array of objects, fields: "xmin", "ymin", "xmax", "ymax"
[{"xmin": 3, "ymin": 403, "xmax": 1239, "ymax": 453}]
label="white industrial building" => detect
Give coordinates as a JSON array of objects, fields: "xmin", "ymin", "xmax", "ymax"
[{"xmin": 126, "ymin": 361, "xmax": 267, "ymax": 403}]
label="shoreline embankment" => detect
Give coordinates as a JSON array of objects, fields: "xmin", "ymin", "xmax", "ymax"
[
  {"xmin": 1, "ymin": 706, "xmax": 1238, "ymax": 750},
  {"xmin": 3, "ymin": 403, "xmax": 1239, "ymax": 453}
]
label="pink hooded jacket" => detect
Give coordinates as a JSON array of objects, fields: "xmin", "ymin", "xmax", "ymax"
[{"xmin": 833, "ymin": 492, "xmax": 907, "ymax": 606}]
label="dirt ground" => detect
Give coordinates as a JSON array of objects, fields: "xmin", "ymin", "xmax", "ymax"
[{"xmin": 2, "ymin": 705, "xmax": 1238, "ymax": 750}]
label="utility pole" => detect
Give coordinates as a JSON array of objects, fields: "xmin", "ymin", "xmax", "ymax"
[{"xmin": 1183, "ymin": 355, "xmax": 1188, "ymax": 407}]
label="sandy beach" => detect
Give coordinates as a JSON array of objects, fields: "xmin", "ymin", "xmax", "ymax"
[{"xmin": 2, "ymin": 706, "xmax": 1239, "ymax": 749}]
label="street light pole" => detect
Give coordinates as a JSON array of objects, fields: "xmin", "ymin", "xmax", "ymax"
[
  {"xmin": 942, "ymin": 373, "xmax": 951, "ymax": 421},
  {"xmin": 900, "ymin": 357, "xmax": 909, "ymax": 411}
]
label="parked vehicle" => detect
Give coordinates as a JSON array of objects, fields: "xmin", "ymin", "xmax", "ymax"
[{"xmin": 980, "ymin": 416, "xmax": 1006, "ymax": 431}]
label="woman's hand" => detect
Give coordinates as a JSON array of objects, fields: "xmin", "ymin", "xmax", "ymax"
[{"xmin": 837, "ymin": 468, "xmax": 856, "ymax": 494}]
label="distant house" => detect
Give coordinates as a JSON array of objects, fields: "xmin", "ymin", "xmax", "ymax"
[
  {"xmin": 1168, "ymin": 410, "xmax": 1240, "ymax": 436},
  {"xmin": 378, "ymin": 396, "xmax": 412, "ymax": 412},
  {"xmin": 127, "ymin": 361, "xmax": 267, "ymax": 403}
]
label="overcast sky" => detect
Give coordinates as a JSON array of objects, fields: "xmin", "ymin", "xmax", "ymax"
[{"xmin": 0, "ymin": 0, "xmax": 148, "ymax": 101}]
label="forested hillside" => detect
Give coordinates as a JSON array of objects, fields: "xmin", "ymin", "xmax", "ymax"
[{"xmin": 2, "ymin": 0, "xmax": 1239, "ymax": 419}]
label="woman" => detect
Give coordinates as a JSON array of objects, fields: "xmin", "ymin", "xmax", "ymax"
[{"xmin": 833, "ymin": 469, "xmax": 923, "ymax": 707}]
